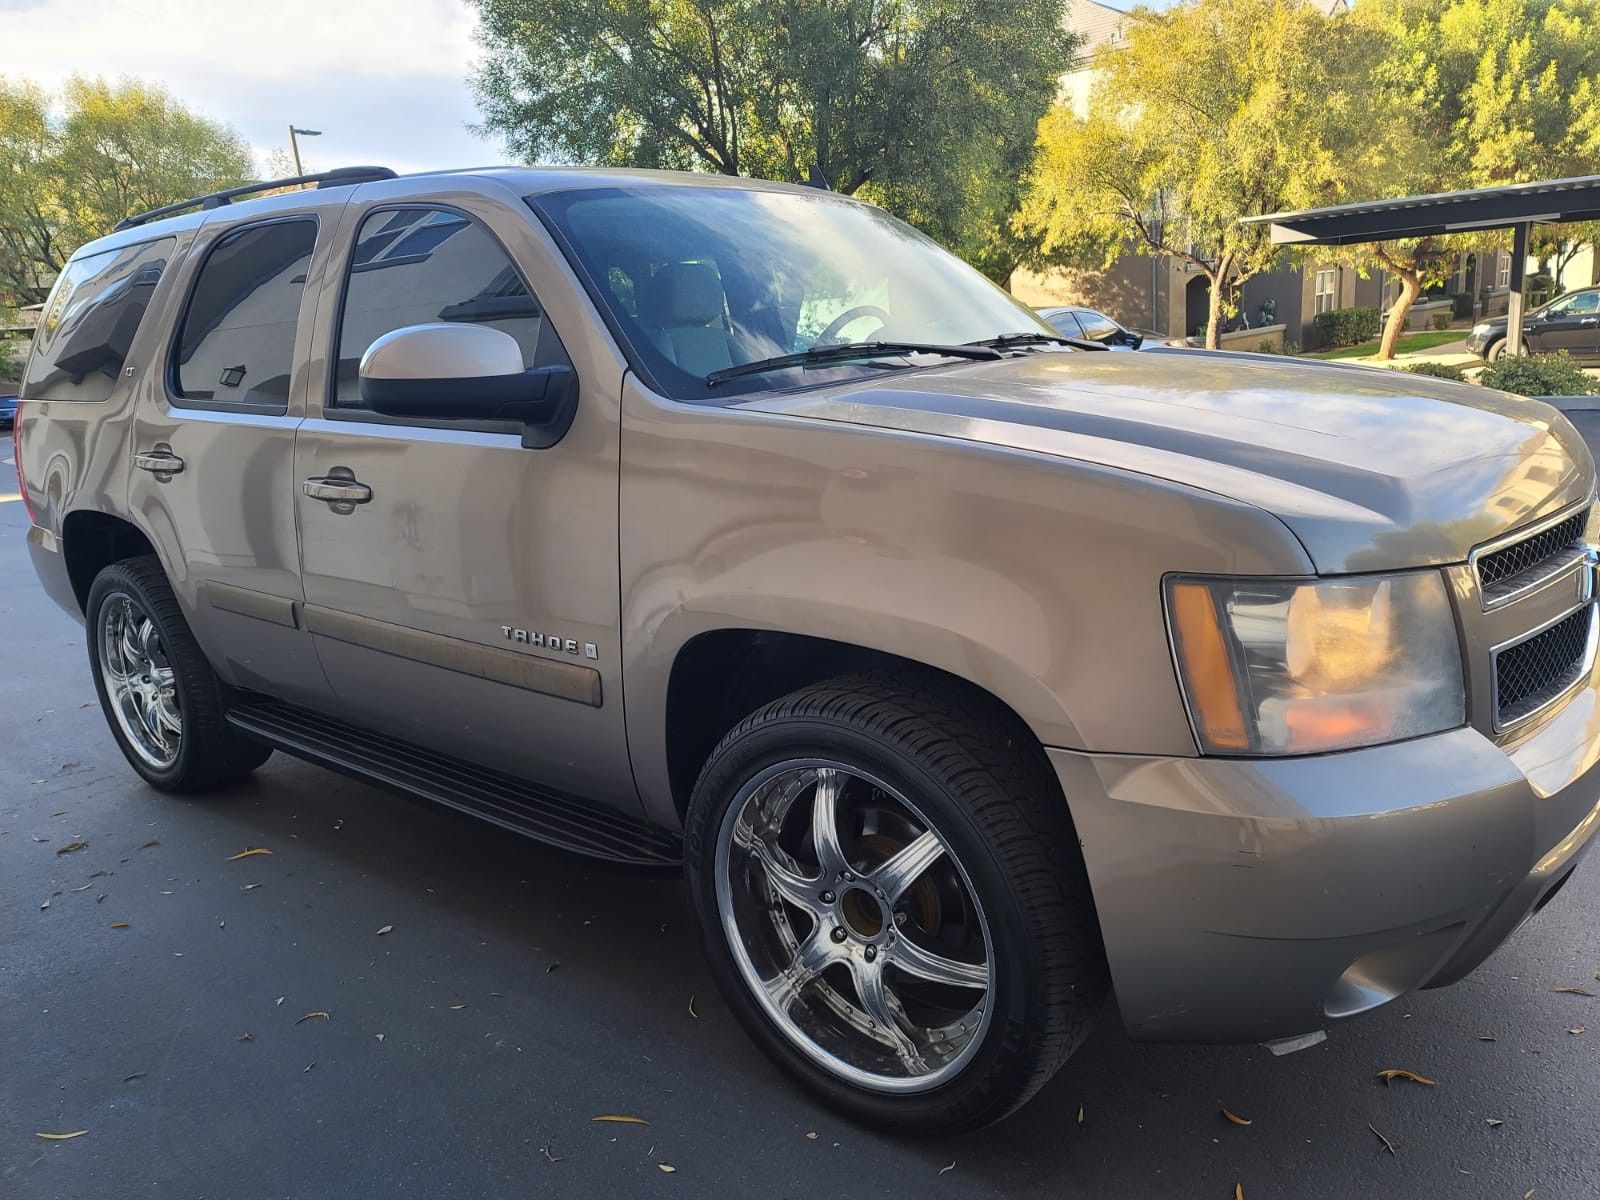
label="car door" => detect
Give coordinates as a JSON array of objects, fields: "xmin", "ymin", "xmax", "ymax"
[
  {"xmin": 1526, "ymin": 290, "xmax": 1600, "ymax": 359},
  {"xmin": 292, "ymin": 181, "xmax": 637, "ymax": 812},
  {"xmin": 128, "ymin": 196, "xmax": 347, "ymax": 708}
]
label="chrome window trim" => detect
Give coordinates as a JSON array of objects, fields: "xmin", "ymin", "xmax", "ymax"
[
  {"xmin": 1468, "ymin": 496, "xmax": 1594, "ymax": 611},
  {"xmin": 1489, "ymin": 598, "xmax": 1599, "ymax": 734}
]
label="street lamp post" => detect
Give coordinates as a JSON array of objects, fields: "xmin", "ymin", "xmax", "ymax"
[{"xmin": 288, "ymin": 126, "xmax": 322, "ymax": 176}]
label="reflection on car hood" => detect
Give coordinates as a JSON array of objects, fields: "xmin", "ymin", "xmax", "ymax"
[{"xmin": 739, "ymin": 348, "xmax": 1594, "ymax": 573}]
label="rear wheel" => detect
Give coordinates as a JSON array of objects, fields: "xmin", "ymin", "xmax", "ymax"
[
  {"xmin": 86, "ymin": 557, "xmax": 270, "ymax": 791},
  {"xmin": 685, "ymin": 673, "xmax": 1106, "ymax": 1132}
]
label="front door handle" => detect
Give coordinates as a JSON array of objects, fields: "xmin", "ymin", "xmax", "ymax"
[
  {"xmin": 133, "ymin": 447, "xmax": 185, "ymax": 475},
  {"xmin": 303, "ymin": 476, "xmax": 373, "ymax": 505}
]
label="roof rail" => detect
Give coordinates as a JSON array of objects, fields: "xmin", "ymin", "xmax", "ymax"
[{"xmin": 113, "ymin": 166, "xmax": 399, "ymax": 232}]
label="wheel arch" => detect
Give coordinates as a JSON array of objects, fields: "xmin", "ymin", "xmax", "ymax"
[{"xmin": 61, "ymin": 510, "xmax": 160, "ymax": 614}]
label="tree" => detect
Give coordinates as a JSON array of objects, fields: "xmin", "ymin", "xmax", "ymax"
[
  {"xmin": 1017, "ymin": 0, "xmax": 1369, "ymax": 348},
  {"xmin": 1345, "ymin": 0, "xmax": 1600, "ymax": 359},
  {"xmin": 467, "ymin": 0, "xmax": 1076, "ymax": 280},
  {"xmin": 0, "ymin": 76, "xmax": 250, "ymax": 308}
]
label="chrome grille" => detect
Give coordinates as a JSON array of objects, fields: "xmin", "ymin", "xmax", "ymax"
[
  {"xmin": 1493, "ymin": 604, "xmax": 1596, "ymax": 729},
  {"xmin": 1477, "ymin": 510, "xmax": 1587, "ymax": 591}
]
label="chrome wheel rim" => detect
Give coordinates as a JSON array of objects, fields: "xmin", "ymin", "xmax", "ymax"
[
  {"xmin": 715, "ymin": 760, "xmax": 994, "ymax": 1093},
  {"xmin": 97, "ymin": 591, "xmax": 181, "ymax": 769}
]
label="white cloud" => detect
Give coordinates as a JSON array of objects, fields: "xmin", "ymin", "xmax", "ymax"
[{"xmin": 1, "ymin": 0, "xmax": 503, "ymax": 176}]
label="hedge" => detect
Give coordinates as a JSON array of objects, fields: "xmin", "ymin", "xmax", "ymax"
[
  {"xmin": 1311, "ymin": 306, "xmax": 1380, "ymax": 348},
  {"xmin": 1478, "ymin": 351, "xmax": 1600, "ymax": 397}
]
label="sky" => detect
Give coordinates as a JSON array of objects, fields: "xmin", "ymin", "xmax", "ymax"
[
  {"xmin": 0, "ymin": 0, "xmax": 1179, "ymax": 181},
  {"xmin": 0, "ymin": 0, "xmax": 491, "ymax": 176}
]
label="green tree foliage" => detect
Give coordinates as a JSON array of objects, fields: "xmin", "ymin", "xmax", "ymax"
[
  {"xmin": 467, "ymin": 0, "xmax": 1076, "ymax": 280},
  {"xmin": 0, "ymin": 76, "xmax": 250, "ymax": 307},
  {"xmin": 1017, "ymin": 0, "xmax": 1368, "ymax": 348},
  {"xmin": 1343, "ymin": 0, "xmax": 1600, "ymax": 359}
]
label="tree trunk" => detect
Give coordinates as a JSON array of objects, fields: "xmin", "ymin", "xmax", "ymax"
[
  {"xmin": 1377, "ymin": 271, "xmax": 1422, "ymax": 360},
  {"xmin": 1205, "ymin": 273, "xmax": 1225, "ymax": 350}
]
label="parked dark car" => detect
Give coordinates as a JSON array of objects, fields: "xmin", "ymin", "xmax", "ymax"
[
  {"xmin": 1036, "ymin": 306, "xmax": 1148, "ymax": 349},
  {"xmin": 1467, "ymin": 286, "xmax": 1600, "ymax": 363},
  {"xmin": 0, "ymin": 394, "xmax": 18, "ymax": 430}
]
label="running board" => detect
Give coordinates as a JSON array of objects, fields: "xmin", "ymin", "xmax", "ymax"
[{"xmin": 225, "ymin": 698, "xmax": 682, "ymax": 868}]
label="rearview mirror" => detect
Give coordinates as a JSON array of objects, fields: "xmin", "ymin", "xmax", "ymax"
[{"xmin": 359, "ymin": 323, "xmax": 576, "ymax": 444}]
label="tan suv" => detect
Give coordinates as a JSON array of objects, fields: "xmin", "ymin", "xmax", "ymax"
[{"xmin": 15, "ymin": 164, "xmax": 1600, "ymax": 1132}]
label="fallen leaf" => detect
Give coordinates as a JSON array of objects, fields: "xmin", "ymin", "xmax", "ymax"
[
  {"xmin": 160, "ymin": 891, "xmax": 173, "ymax": 895},
  {"xmin": 96, "ymin": 894, "xmax": 105, "ymax": 903},
  {"xmin": 241, "ymin": 884, "xmax": 261, "ymax": 891},
  {"xmin": 1553, "ymin": 986, "xmax": 1594, "ymax": 997},
  {"xmin": 31, "ymin": 835, "xmax": 47, "ymax": 843},
  {"xmin": 1368, "ymin": 1123, "xmax": 1398, "ymax": 1155},
  {"xmin": 375, "ymin": 1033, "xmax": 385, "ymax": 1042},
  {"xmin": 123, "ymin": 1072, "xmax": 146, "ymax": 1082},
  {"xmin": 110, "ymin": 921, "xmax": 129, "ymax": 929},
  {"xmin": 1235, "ymin": 1186, "xmax": 1244, "ymax": 1200},
  {"xmin": 71, "ymin": 884, "xmax": 93, "ymax": 892},
  {"xmin": 592, "ymin": 1115, "xmax": 649, "ymax": 1125},
  {"xmin": 295, "ymin": 1011, "xmax": 330, "ymax": 1024},
  {"xmin": 938, "ymin": 1162, "xmax": 955, "ymax": 1175},
  {"xmin": 1376, "ymin": 1068, "xmax": 1437, "ymax": 1086},
  {"xmin": 89, "ymin": 870, "xmax": 108, "ymax": 879},
  {"xmin": 275, "ymin": 997, "xmax": 285, "ymax": 1006},
  {"xmin": 1487, "ymin": 1119, "xmax": 1504, "ymax": 1127},
  {"xmin": 376, "ymin": 925, "xmax": 393, "ymax": 936},
  {"xmin": 1478, "ymin": 1035, "xmax": 1497, "ymax": 1042},
  {"xmin": 238, "ymin": 1032, "xmax": 253, "ymax": 1041},
  {"xmin": 1221, "ymin": 1106, "xmax": 1252, "ymax": 1127},
  {"xmin": 139, "ymin": 840, "xmax": 159, "ymax": 850},
  {"xmin": 1077, "ymin": 1104, "xmax": 1085, "ymax": 1124},
  {"xmin": 1569, "ymin": 1026, "xmax": 1586, "ymax": 1035},
  {"xmin": 449, "ymin": 1004, "xmax": 466, "ymax": 1011},
  {"xmin": 56, "ymin": 841, "xmax": 88, "ymax": 855},
  {"xmin": 688, "ymin": 994, "xmax": 697, "ymax": 1019},
  {"xmin": 1526, "ymin": 1190, "xmax": 1536, "ymax": 1199},
  {"xmin": 39, "ymin": 899, "xmax": 49, "ymax": 910},
  {"xmin": 227, "ymin": 847, "xmax": 272, "ymax": 860},
  {"xmin": 541, "ymin": 1146, "xmax": 564, "ymax": 1163},
  {"xmin": 35, "ymin": 1131, "xmax": 87, "ymax": 1140},
  {"xmin": 303, "ymin": 1061, "xmax": 316, "ymax": 1072},
  {"xmin": 546, "ymin": 962, "xmax": 560, "ymax": 973},
  {"xmin": 657, "ymin": 1164, "xmax": 675, "ymax": 1174},
  {"xmin": 805, "ymin": 1131, "xmax": 818, "ymax": 1140}
]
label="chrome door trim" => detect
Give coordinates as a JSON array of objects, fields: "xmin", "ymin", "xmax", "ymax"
[
  {"xmin": 302, "ymin": 604, "xmax": 603, "ymax": 707},
  {"xmin": 203, "ymin": 581, "xmax": 300, "ymax": 629}
]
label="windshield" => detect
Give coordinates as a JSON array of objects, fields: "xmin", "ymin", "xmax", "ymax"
[{"xmin": 531, "ymin": 185, "xmax": 1058, "ymax": 401}]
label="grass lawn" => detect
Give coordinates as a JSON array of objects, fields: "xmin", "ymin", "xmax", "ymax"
[{"xmin": 1306, "ymin": 329, "xmax": 1465, "ymax": 360}]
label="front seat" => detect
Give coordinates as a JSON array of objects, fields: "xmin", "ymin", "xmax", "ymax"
[{"xmin": 640, "ymin": 261, "xmax": 734, "ymax": 376}]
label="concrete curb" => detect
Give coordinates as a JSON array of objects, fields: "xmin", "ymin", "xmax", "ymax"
[{"xmin": 1541, "ymin": 396, "xmax": 1600, "ymax": 413}]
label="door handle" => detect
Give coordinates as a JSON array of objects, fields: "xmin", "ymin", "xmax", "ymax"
[
  {"xmin": 133, "ymin": 447, "xmax": 185, "ymax": 475},
  {"xmin": 303, "ymin": 476, "xmax": 373, "ymax": 505}
]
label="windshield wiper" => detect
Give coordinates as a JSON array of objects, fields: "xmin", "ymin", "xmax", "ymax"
[
  {"xmin": 704, "ymin": 340, "xmax": 1002, "ymax": 388},
  {"xmin": 965, "ymin": 331, "xmax": 1109, "ymax": 352}
]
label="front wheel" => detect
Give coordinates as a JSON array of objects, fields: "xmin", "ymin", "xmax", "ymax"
[
  {"xmin": 684, "ymin": 673, "xmax": 1106, "ymax": 1133},
  {"xmin": 1484, "ymin": 338, "xmax": 1506, "ymax": 364}
]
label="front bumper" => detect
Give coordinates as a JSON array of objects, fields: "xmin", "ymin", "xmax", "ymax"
[
  {"xmin": 1465, "ymin": 329, "xmax": 1499, "ymax": 356},
  {"xmin": 1051, "ymin": 687, "xmax": 1600, "ymax": 1043}
]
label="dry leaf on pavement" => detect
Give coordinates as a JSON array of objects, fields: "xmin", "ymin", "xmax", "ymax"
[
  {"xmin": 938, "ymin": 1162, "xmax": 955, "ymax": 1175},
  {"xmin": 36, "ymin": 1131, "xmax": 87, "ymax": 1140},
  {"xmin": 1569, "ymin": 1026, "xmax": 1585, "ymax": 1035},
  {"xmin": 1221, "ymin": 1107, "xmax": 1252, "ymax": 1127},
  {"xmin": 1376, "ymin": 1068, "xmax": 1436, "ymax": 1086},
  {"xmin": 1235, "ymin": 1185, "xmax": 1244, "ymax": 1200},
  {"xmin": 110, "ymin": 921, "xmax": 129, "ymax": 929},
  {"xmin": 658, "ymin": 1164, "xmax": 675, "ymax": 1174},
  {"xmin": 377, "ymin": 925, "xmax": 393, "ymax": 935},
  {"xmin": 1552, "ymin": 986, "xmax": 1594, "ymax": 997},
  {"xmin": 227, "ymin": 847, "xmax": 272, "ymax": 860},
  {"xmin": 592, "ymin": 1115, "xmax": 649, "ymax": 1125},
  {"xmin": 56, "ymin": 841, "xmax": 87, "ymax": 855},
  {"xmin": 296, "ymin": 1011, "xmax": 330, "ymax": 1024},
  {"xmin": 1487, "ymin": 1118, "xmax": 1504, "ymax": 1127}
]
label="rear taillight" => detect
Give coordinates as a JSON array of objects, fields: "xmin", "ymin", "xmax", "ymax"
[{"xmin": 12, "ymin": 413, "xmax": 36, "ymax": 525}]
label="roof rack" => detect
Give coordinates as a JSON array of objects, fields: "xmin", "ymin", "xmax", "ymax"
[{"xmin": 113, "ymin": 166, "xmax": 398, "ymax": 232}]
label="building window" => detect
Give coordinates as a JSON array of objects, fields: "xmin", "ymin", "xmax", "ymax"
[
  {"xmin": 1313, "ymin": 268, "xmax": 1337, "ymax": 315},
  {"xmin": 1497, "ymin": 253, "xmax": 1511, "ymax": 289}
]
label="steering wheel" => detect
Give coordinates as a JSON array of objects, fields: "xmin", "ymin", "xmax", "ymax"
[{"xmin": 815, "ymin": 304, "xmax": 891, "ymax": 346}]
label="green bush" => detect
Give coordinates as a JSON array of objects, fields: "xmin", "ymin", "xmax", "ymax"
[
  {"xmin": 1397, "ymin": 361, "xmax": 1467, "ymax": 382},
  {"xmin": 1430, "ymin": 311, "xmax": 1451, "ymax": 331},
  {"xmin": 1451, "ymin": 292, "xmax": 1475, "ymax": 319},
  {"xmin": 1526, "ymin": 271, "xmax": 1557, "ymax": 309},
  {"xmin": 1478, "ymin": 351, "xmax": 1600, "ymax": 397},
  {"xmin": 1311, "ymin": 305, "xmax": 1380, "ymax": 348},
  {"xmin": 0, "ymin": 333, "xmax": 25, "ymax": 384}
]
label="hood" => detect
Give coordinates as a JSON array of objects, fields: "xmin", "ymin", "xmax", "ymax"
[{"xmin": 740, "ymin": 349, "xmax": 1594, "ymax": 574}]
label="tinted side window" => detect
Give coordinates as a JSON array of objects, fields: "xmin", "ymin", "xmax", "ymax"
[
  {"xmin": 333, "ymin": 207, "xmax": 553, "ymax": 410},
  {"xmin": 172, "ymin": 219, "xmax": 317, "ymax": 409},
  {"xmin": 22, "ymin": 237, "xmax": 175, "ymax": 403},
  {"xmin": 1043, "ymin": 310, "xmax": 1085, "ymax": 339}
]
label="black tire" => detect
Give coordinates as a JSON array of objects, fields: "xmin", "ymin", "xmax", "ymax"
[
  {"xmin": 684, "ymin": 671, "xmax": 1107, "ymax": 1133},
  {"xmin": 86, "ymin": 556, "xmax": 271, "ymax": 792},
  {"xmin": 1485, "ymin": 338, "xmax": 1506, "ymax": 364}
]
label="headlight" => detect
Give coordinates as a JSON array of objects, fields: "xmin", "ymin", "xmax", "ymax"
[
  {"xmin": 1166, "ymin": 572, "xmax": 1464, "ymax": 755},
  {"xmin": 1472, "ymin": 323, "xmax": 1492, "ymax": 335}
]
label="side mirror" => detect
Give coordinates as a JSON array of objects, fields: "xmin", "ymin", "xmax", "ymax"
[
  {"xmin": 1125, "ymin": 331, "xmax": 1144, "ymax": 349},
  {"xmin": 359, "ymin": 323, "xmax": 576, "ymax": 443}
]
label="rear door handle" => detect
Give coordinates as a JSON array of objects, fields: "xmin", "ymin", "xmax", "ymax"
[
  {"xmin": 133, "ymin": 447, "xmax": 185, "ymax": 475},
  {"xmin": 303, "ymin": 476, "xmax": 373, "ymax": 505}
]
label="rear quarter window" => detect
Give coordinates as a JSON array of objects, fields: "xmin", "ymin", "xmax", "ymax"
[{"xmin": 21, "ymin": 237, "xmax": 176, "ymax": 402}]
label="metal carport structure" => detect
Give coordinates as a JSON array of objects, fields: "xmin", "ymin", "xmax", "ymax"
[{"xmin": 1243, "ymin": 174, "xmax": 1600, "ymax": 357}]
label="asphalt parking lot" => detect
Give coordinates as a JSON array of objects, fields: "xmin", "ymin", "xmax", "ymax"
[{"xmin": 4, "ymin": 427, "xmax": 1600, "ymax": 1200}]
